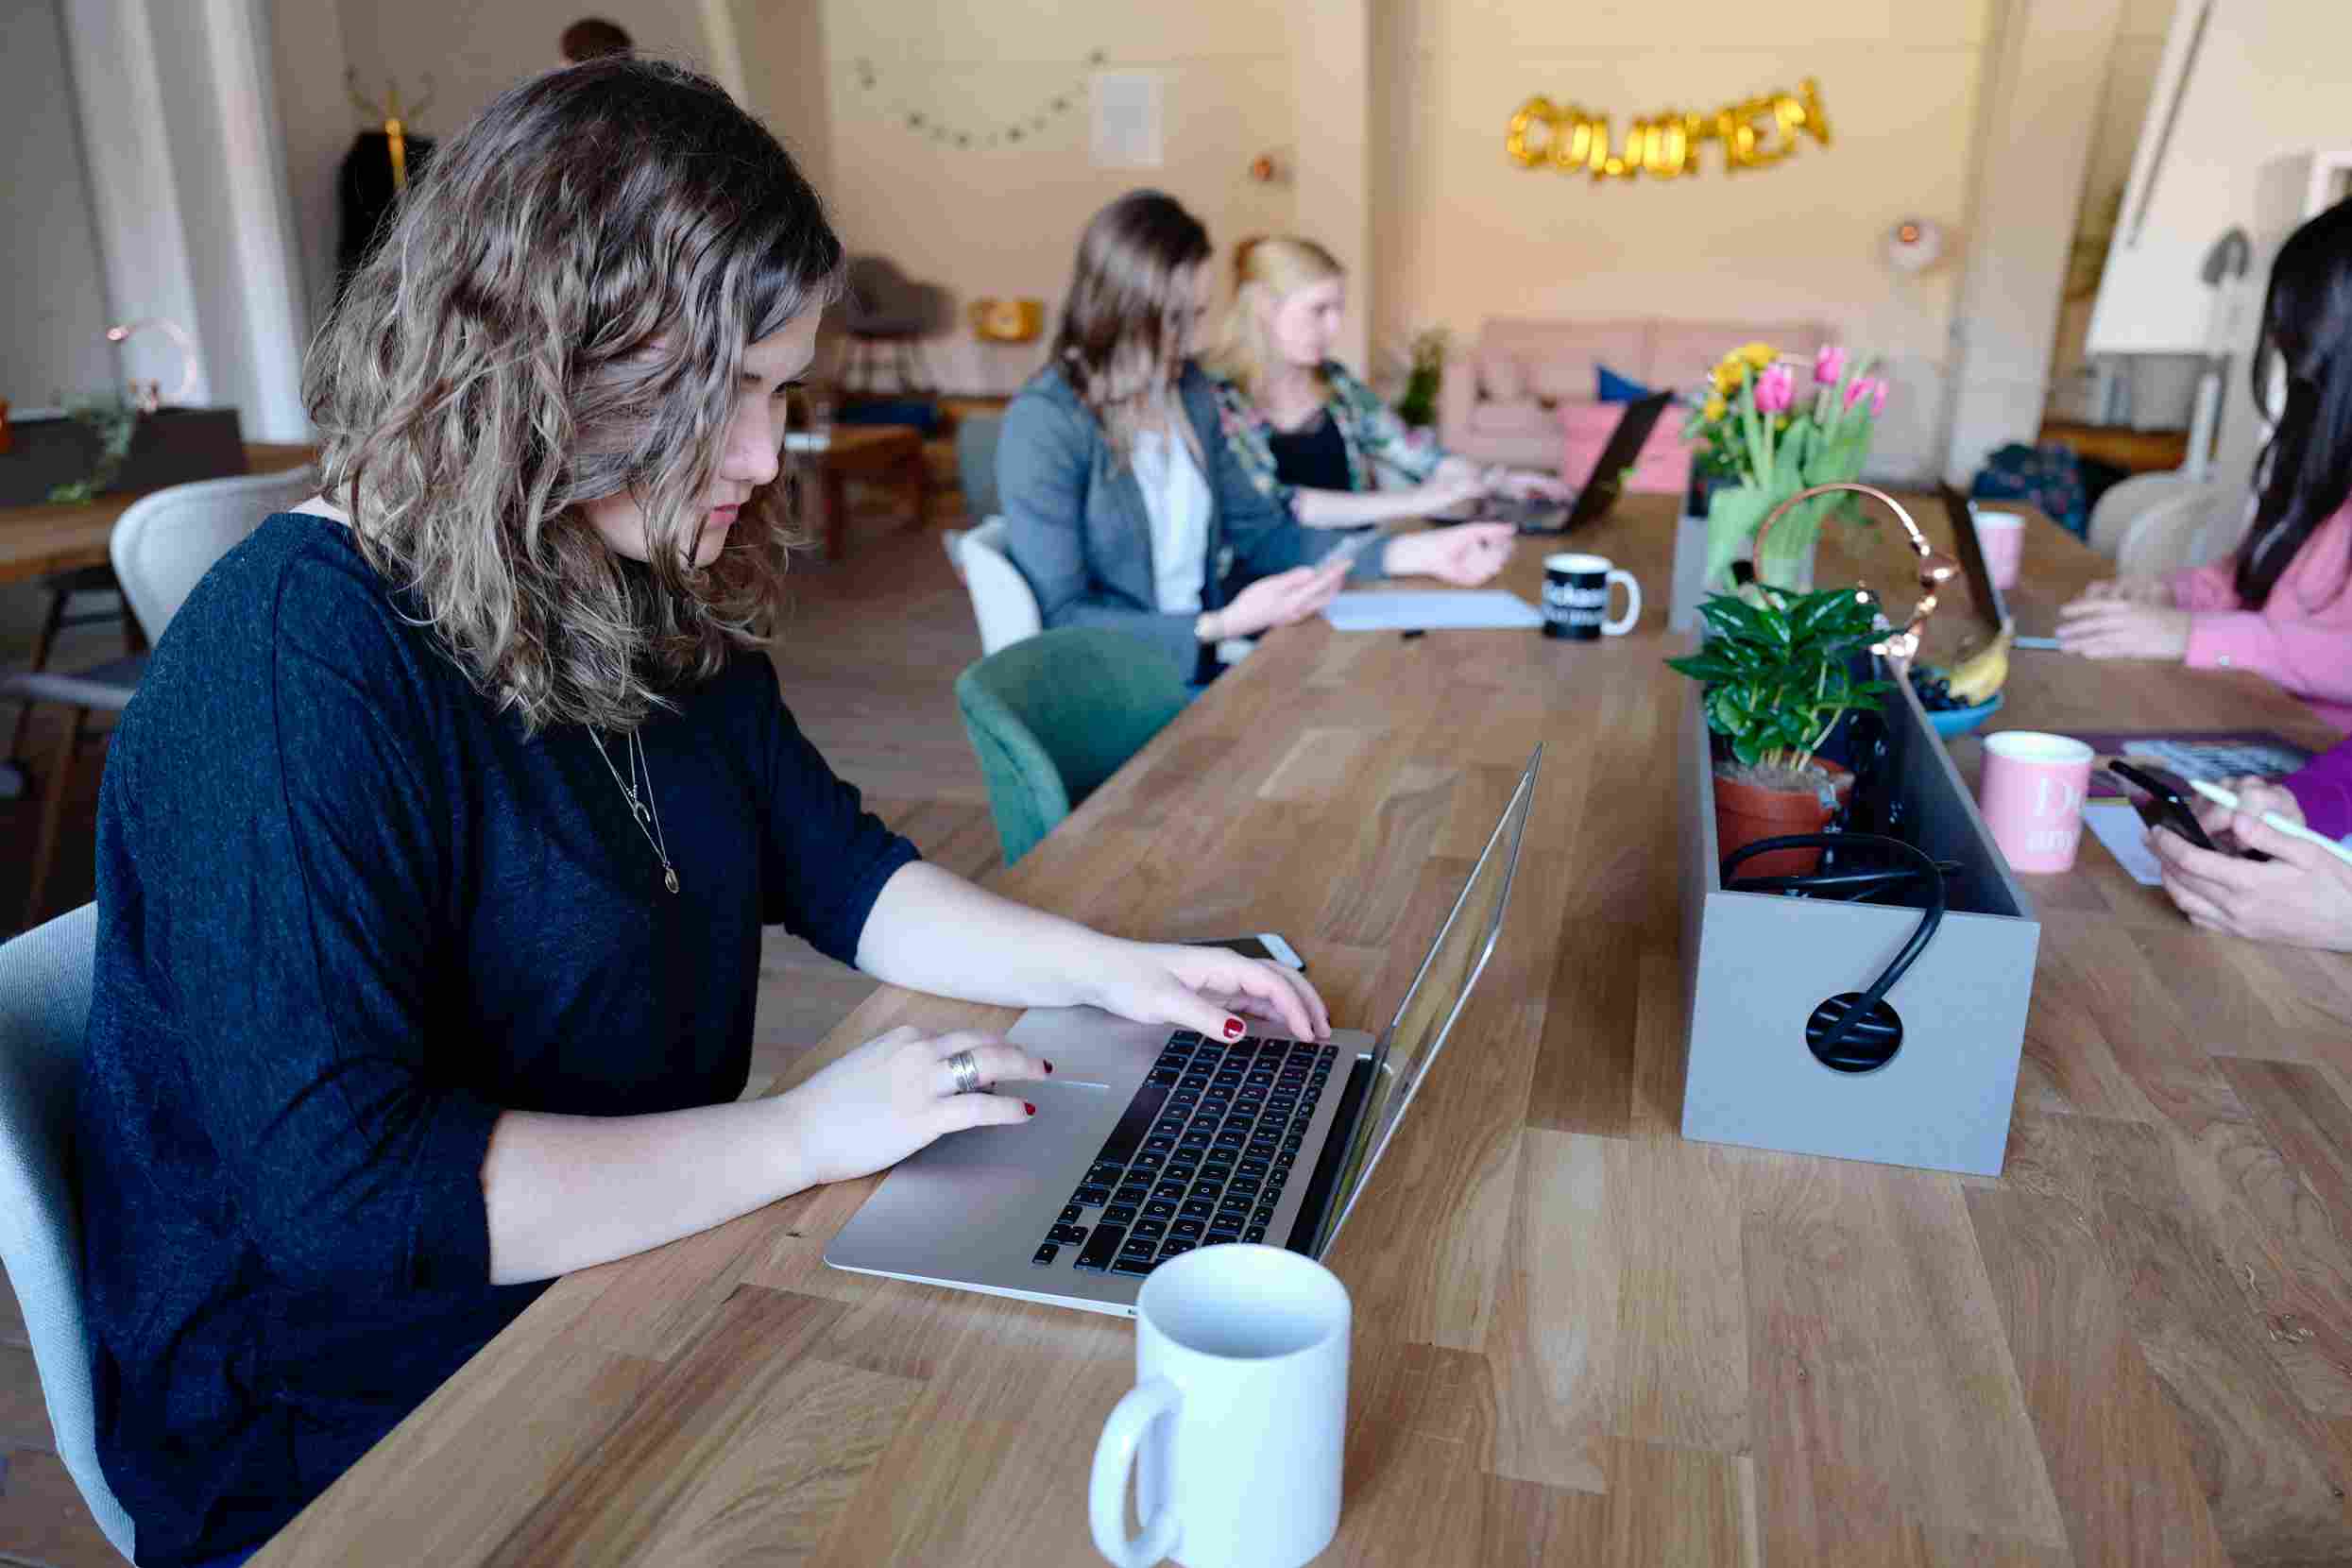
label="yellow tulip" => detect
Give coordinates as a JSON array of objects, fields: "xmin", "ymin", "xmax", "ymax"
[
  {"xmin": 1703, "ymin": 395, "xmax": 1728, "ymax": 421},
  {"xmin": 1712, "ymin": 362, "xmax": 1747, "ymax": 395},
  {"xmin": 1739, "ymin": 341, "xmax": 1776, "ymax": 368}
]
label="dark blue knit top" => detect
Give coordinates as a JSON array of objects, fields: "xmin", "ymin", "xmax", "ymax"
[{"xmin": 74, "ymin": 514, "xmax": 916, "ymax": 1564}]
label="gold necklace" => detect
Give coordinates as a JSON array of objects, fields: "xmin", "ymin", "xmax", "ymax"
[{"xmin": 588, "ymin": 728, "xmax": 678, "ymax": 894}]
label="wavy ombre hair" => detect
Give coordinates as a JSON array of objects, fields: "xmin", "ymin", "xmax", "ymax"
[
  {"xmin": 1050, "ymin": 191, "xmax": 1212, "ymax": 461},
  {"xmin": 306, "ymin": 57, "xmax": 841, "ymax": 734}
]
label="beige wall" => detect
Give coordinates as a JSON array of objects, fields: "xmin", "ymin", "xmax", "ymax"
[
  {"xmin": 814, "ymin": 0, "xmax": 1298, "ymax": 394},
  {"xmin": 1370, "ymin": 0, "xmax": 1997, "ymax": 478},
  {"xmin": 334, "ymin": 0, "xmax": 713, "ymax": 135}
]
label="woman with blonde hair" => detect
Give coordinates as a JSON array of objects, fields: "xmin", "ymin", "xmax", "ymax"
[
  {"xmin": 1204, "ymin": 235, "xmax": 1569, "ymax": 528},
  {"xmin": 999, "ymin": 194, "xmax": 1514, "ymax": 681},
  {"xmin": 77, "ymin": 62, "xmax": 1325, "ymax": 1568}
]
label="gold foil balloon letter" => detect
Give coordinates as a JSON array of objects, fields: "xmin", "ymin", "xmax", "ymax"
[{"xmin": 1507, "ymin": 78, "xmax": 1830, "ymax": 181}]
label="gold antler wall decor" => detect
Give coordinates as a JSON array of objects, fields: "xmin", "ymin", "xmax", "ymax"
[{"xmin": 347, "ymin": 68, "xmax": 435, "ymax": 191}]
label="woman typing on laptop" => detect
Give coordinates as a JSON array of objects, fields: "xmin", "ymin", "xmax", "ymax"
[
  {"xmin": 75, "ymin": 63, "xmax": 1324, "ymax": 1568},
  {"xmin": 997, "ymin": 197, "xmax": 1513, "ymax": 684},
  {"xmin": 1202, "ymin": 235, "xmax": 1569, "ymax": 530},
  {"xmin": 2056, "ymin": 198, "xmax": 2352, "ymax": 734}
]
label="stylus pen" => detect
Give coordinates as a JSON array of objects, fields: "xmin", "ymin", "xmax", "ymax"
[{"xmin": 2188, "ymin": 777, "xmax": 2352, "ymax": 866}]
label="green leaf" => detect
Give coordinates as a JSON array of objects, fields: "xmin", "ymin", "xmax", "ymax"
[{"xmin": 1701, "ymin": 486, "xmax": 1770, "ymax": 591}]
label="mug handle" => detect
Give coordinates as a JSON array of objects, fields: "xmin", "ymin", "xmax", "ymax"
[
  {"xmin": 1091, "ymin": 1378, "xmax": 1183, "ymax": 1568},
  {"xmin": 1603, "ymin": 569, "xmax": 1643, "ymax": 635}
]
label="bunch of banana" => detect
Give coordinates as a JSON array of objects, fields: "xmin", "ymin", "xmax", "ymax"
[{"xmin": 1943, "ymin": 622, "xmax": 2014, "ymax": 705}]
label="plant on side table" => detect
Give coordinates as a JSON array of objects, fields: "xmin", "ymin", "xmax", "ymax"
[{"xmin": 1668, "ymin": 584, "xmax": 1892, "ymax": 878}]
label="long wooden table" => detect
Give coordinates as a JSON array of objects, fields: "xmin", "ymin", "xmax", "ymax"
[
  {"xmin": 257, "ymin": 497, "xmax": 2352, "ymax": 1566},
  {"xmin": 0, "ymin": 442, "xmax": 316, "ymax": 588}
]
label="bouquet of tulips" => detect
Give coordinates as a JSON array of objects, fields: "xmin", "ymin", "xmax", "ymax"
[{"xmin": 1684, "ymin": 341, "xmax": 1888, "ymax": 592}]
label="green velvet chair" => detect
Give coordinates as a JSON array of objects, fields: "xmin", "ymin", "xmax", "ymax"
[{"xmin": 955, "ymin": 627, "xmax": 1190, "ymax": 865}]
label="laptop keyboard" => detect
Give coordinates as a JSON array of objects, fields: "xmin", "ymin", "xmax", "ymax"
[{"xmin": 1031, "ymin": 1031, "xmax": 1338, "ymax": 1278}]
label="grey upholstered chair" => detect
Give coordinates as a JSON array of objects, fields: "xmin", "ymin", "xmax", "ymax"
[
  {"xmin": 5, "ymin": 464, "xmax": 315, "ymax": 928},
  {"xmin": 0, "ymin": 902, "xmax": 135, "ymax": 1559}
]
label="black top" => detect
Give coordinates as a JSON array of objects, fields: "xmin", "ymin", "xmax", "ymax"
[
  {"xmin": 1265, "ymin": 408, "xmax": 1355, "ymax": 494},
  {"xmin": 75, "ymin": 514, "xmax": 918, "ymax": 1566}
]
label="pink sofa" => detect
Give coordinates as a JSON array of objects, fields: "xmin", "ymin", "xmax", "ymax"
[{"xmin": 1440, "ymin": 318, "xmax": 1833, "ymax": 475}]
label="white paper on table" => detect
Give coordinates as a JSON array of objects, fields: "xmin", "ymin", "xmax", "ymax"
[
  {"xmin": 2082, "ymin": 802, "xmax": 2163, "ymax": 886},
  {"xmin": 1321, "ymin": 591, "xmax": 1544, "ymax": 632}
]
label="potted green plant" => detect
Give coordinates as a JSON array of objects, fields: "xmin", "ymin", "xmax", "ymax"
[
  {"xmin": 1667, "ymin": 584, "xmax": 1891, "ymax": 878},
  {"xmin": 1393, "ymin": 326, "xmax": 1448, "ymax": 429}
]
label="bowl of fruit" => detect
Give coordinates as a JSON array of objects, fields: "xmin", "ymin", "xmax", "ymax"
[{"xmin": 1908, "ymin": 630, "xmax": 2009, "ymax": 739}]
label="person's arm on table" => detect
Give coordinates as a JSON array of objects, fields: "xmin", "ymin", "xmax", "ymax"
[{"xmin": 856, "ymin": 861, "xmax": 1328, "ymax": 1043}]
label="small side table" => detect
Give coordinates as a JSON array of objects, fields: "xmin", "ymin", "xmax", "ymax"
[{"xmin": 794, "ymin": 424, "xmax": 929, "ymax": 561}]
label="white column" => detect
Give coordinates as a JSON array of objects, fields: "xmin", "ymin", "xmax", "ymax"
[
  {"xmin": 201, "ymin": 0, "xmax": 310, "ymax": 438},
  {"xmin": 1288, "ymin": 0, "xmax": 1371, "ymax": 373},
  {"xmin": 60, "ymin": 0, "xmax": 213, "ymax": 405},
  {"xmin": 1940, "ymin": 0, "xmax": 2127, "ymax": 483},
  {"xmin": 58, "ymin": 0, "xmax": 312, "ymax": 438}
]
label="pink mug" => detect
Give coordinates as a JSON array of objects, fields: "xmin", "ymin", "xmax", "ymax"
[
  {"xmin": 1978, "ymin": 730, "xmax": 2094, "ymax": 873},
  {"xmin": 1974, "ymin": 509, "xmax": 2024, "ymax": 590}
]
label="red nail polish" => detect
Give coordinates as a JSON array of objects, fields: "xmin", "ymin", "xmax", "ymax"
[
  {"xmin": 1044, "ymin": 1060, "xmax": 1054, "ymax": 1075},
  {"xmin": 1224, "ymin": 1018, "xmax": 1244, "ymax": 1038},
  {"xmin": 1024, "ymin": 1101, "xmax": 1037, "ymax": 1116}
]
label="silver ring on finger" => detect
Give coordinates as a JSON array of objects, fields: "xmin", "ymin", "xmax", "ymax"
[{"xmin": 945, "ymin": 1048, "xmax": 981, "ymax": 1096}]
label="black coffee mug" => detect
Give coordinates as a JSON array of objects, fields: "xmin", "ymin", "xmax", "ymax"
[{"xmin": 1542, "ymin": 553, "xmax": 1642, "ymax": 639}]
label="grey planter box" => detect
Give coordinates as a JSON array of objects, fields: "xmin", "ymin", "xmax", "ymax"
[{"xmin": 1675, "ymin": 650, "xmax": 2040, "ymax": 1175}]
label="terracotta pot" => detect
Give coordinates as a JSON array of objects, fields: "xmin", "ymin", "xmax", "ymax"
[{"xmin": 1713, "ymin": 762, "xmax": 1853, "ymax": 880}]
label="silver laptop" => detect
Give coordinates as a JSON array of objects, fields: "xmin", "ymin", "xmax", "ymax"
[{"xmin": 826, "ymin": 747, "xmax": 1541, "ymax": 1316}]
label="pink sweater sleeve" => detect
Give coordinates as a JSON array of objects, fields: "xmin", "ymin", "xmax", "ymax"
[
  {"xmin": 2183, "ymin": 609, "xmax": 2352, "ymax": 706},
  {"xmin": 2179, "ymin": 505, "xmax": 2352, "ymax": 707},
  {"xmin": 2168, "ymin": 556, "xmax": 2241, "ymax": 612}
]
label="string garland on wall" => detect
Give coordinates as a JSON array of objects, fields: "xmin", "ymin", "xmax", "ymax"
[{"xmin": 849, "ymin": 49, "xmax": 1107, "ymax": 149}]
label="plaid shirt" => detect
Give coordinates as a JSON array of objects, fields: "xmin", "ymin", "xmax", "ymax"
[{"xmin": 1207, "ymin": 360, "xmax": 1445, "ymax": 513}]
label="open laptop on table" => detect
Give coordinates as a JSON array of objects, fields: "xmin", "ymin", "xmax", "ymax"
[
  {"xmin": 1497, "ymin": 390, "xmax": 1674, "ymax": 537},
  {"xmin": 827, "ymin": 747, "xmax": 1542, "ymax": 1317}
]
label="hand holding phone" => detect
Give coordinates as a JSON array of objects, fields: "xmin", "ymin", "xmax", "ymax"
[
  {"xmin": 2109, "ymin": 761, "xmax": 2268, "ymax": 860},
  {"xmin": 1318, "ymin": 529, "xmax": 1380, "ymax": 577}
]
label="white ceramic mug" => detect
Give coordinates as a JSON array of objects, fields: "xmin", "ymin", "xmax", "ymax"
[{"xmin": 1089, "ymin": 1244, "xmax": 1351, "ymax": 1568}]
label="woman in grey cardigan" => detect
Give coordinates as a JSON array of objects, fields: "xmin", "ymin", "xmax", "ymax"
[{"xmin": 999, "ymin": 191, "xmax": 1513, "ymax": 680}]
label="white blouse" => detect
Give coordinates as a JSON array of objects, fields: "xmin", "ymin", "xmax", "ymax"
[{"xmin": 1131, "ymin": 427, "xmax": 1213, "ymax": 615}]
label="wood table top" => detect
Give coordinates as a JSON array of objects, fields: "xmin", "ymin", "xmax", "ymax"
[
  {"xmin": 0, "ymin": 444, "xmax": 316, "ymax": 588},
  {"xmin": 257, "ymin": 496, "xmax": 2352, "ymax": 1567}
]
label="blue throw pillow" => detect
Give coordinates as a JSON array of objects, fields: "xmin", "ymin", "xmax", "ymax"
[{"xmin": 1596, "ymin": 364, "xmax": 1654, "ymax": 404}]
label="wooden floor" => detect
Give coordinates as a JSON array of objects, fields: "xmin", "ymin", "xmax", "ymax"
[{"xmin": 0, "ymin": 481, "xmax": 996, "ymax": 1567}]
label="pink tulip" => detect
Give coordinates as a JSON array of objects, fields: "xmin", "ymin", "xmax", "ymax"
[
  {"xmin": 1814, "ymin": 344, "xmax": 1846, "ymax": 385},
  {"xmin": 1753, "ymin": 362, "xmax": 1795, "ymax": 415},
  {"xmin": 1871, "ymin": 380, "xmax": 1889, "ymax": 417},
  {"xmin": 1844, "ymin": 375, "xmax": 1876, "ymax": 411}
]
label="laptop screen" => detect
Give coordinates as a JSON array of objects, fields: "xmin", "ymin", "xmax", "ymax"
[
  {"xmin": 1312, "ymin": 747, "xmax": 1541, "ymax": 1253},
  {"xmin": 1939, "ymin": 483, "xmax": 2009, "ymax": 631}
]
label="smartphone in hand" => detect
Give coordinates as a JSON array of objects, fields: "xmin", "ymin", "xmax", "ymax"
[{"xmin": 2109, "ymin": 761, "xmax": 2270, "ymax": 861}]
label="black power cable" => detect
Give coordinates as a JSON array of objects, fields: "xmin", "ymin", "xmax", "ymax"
[{"xmin": 1719, "ymin": 833, "xmax": 1950, "ymax": 1072}]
